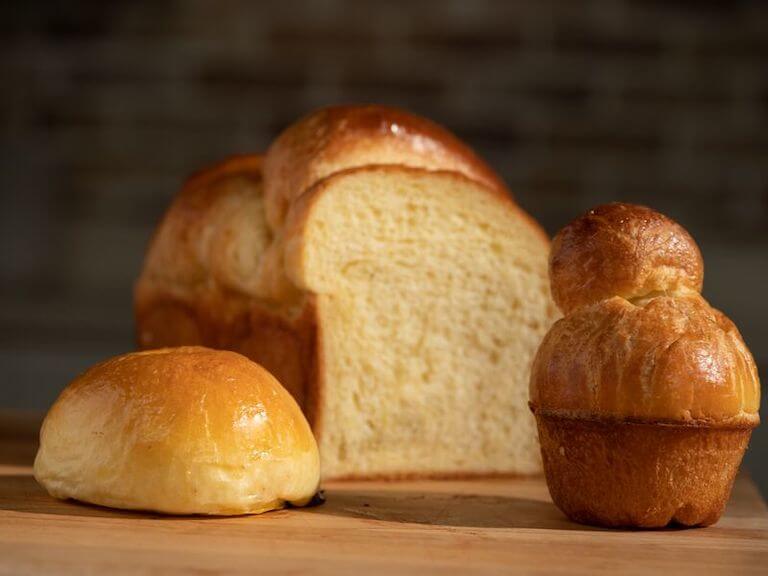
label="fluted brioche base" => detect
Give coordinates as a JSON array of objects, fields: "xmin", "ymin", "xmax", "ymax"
[{"xmin": 534, "ymin": 414, "xmax": 752, "ymax": 528}]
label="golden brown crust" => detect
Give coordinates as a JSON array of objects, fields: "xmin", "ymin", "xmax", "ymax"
[
  {"xmin": 263, "ymin": 104, "xmax": 509, "ymax": 229},
  {"xmin": 530, "ymin": 294, "xmax": 760, "ymax": 425},
  {"xmin": 34, "ymin": 347, "xmax": 321, "ymax": 515},
  {"xmin": 550, "ymin": 203, "xmax": 703, "ymax": 315},
  {"xmin": 184, "ymin": 155, "xmax": 263, "ymax": 192},
  {"xmin": 135, "ymin": 155, "xmax": 267, "ymax": 295},
  {"xmin": 135, "ymin": 291, "xmax": 318, "ymax": 424},
  {"xmin": 53, "ymin": 346, "xmax": 316, "ymax": 455},
  {"xmin": 134, "ymin": 154, "xmax": 319, "ymax": 413},
  {"xmin": 531, "ymin": 203, "xmax": 760, "ymax": 426},
  {"xmin": 534, "ymin": 413, "xmax": 751, "ymax": 527}
]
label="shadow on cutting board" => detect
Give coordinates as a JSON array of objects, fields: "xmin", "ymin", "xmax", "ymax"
[
  {"xmin": 0, "ymin": 433, "xmax": 583, "ymax": 528},
  {"xmin": 0, "ymin": 470, "xmax": 701, "ymax": 532},
  {"xmin": 0, "ymin": 472, "xmax": 592, "ymax": 529},
  {"xmin": 0, "ymin": 466, "xmax": 587, "ymax": 530},
  {"xmin": 308, "ymin": 488, "xmax": 599, "ymax": 531},
  {"xmin": 0, "ymin": 434, "xmax": 636, "ymax": 531}
]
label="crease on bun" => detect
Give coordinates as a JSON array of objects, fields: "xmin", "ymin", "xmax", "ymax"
[{"xmin": 530, "ymin": 203, "xmax": 760, "ymax": 427}]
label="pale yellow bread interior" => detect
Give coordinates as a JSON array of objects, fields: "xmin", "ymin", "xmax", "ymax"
[{"xmin": 283, "ymin": 167, "xmax": 555, "ymax": 476}]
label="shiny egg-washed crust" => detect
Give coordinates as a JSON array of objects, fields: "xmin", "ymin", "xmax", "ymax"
[
  {"xmin": 549, "ymin": 203, "xmax": 703, "ymax": 315},
  {"xmin": 33, "ymin": 347, "xmax": 320, "ymax": 515},
  {"xmin": 530, "ymin": 294, "xmax": 760, "ymax": 426},
  {"xmin": 531, "ymin": 202, "xmax": 760, "ymax": 426},
  {"xmin": 535, "ymin": 414, "xmax": 751, "ymax": 528},
  {"xmin": 262, "ymin": 104, "xmax": 509, "ymax": 229}
]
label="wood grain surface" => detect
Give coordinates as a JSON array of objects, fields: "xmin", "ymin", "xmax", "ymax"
[{"xmin": 0, "ymin": 413, "xmax": 765, "ymax": 575}]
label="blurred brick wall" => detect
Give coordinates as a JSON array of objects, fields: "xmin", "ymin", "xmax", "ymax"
[{"xmin": 1, "ymin": 0, "xmax": 767, "ymax": 483}]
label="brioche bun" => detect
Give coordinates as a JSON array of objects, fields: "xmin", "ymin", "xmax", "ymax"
[{"xmin": 34, "ymin": 346, "xmax": 320, "ymax": 515}]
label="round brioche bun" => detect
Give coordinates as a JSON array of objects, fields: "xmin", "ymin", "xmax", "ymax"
[{"xmin": 33, "ymin": 346, "xmax": 320, "ymax": 515}]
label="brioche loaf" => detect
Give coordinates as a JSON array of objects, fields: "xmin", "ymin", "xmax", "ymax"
[
  {"xmin": 34, "ymin": 347, "xmax": 320, "ymax": 515},
  {"xmin": 135, "ymin": 105, "xmax": 557, "ymax": 479},
  {"xmin": 530, "ymin": 203, "xmax": 760, "ymax": 527}
]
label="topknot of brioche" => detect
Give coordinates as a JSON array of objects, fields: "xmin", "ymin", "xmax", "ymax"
[{"xmin": 549, "ymin": 203, "xmax": 703, "ymax": 314}]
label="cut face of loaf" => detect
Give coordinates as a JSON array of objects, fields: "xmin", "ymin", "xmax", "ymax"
[{"xmin": 282, "ymin": 167, "xmax": 554, "ymax": 477}]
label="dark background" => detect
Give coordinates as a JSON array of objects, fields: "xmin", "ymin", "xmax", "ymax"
[{"xmin": 1, "ymin": 1, "xmax": 766, "ymax": 492}]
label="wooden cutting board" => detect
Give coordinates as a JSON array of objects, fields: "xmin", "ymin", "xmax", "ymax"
[{"xmin": 0, "ymin": 413, "xmax": 766, "ymax": 575}]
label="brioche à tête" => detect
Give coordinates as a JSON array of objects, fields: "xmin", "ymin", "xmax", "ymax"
[
  {"xmin": 135, "ymin": 105, "xmax": 558, "ymax": 479},
  {"xmin": 34, "ymin": 347, "xmax": 320, "ymax": 515},
  {"xmin": 530, "ymin": 203, "xmax": 760, "ymax": 527}
]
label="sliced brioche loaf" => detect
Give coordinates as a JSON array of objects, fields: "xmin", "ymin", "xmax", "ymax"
[{"xmin": 136, "ymin": 105, "xmax": 557, "ymax": 478}]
